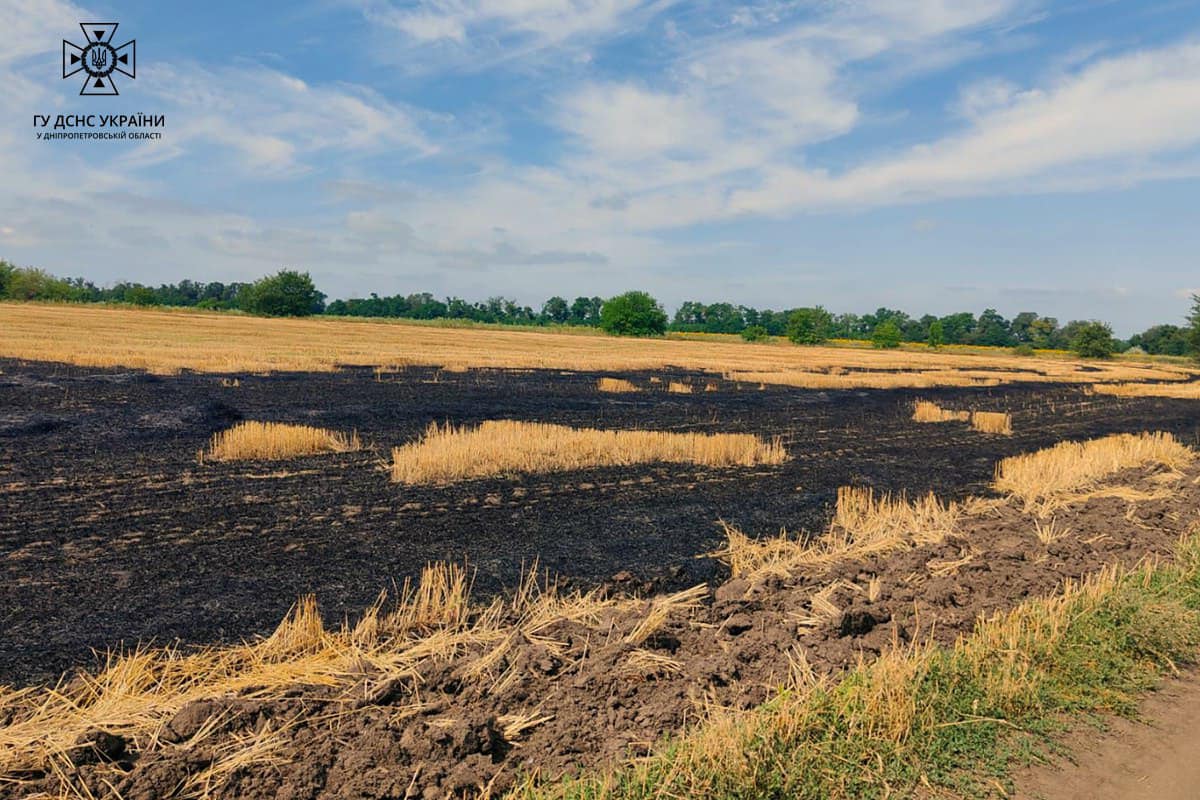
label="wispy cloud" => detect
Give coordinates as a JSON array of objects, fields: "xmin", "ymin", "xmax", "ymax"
[
  {"xmin": 358, "ymin": 0, "xmax": 681, "ymax": 70},
  {"xmin": 129, "ymin": 64, "xmax": 442, "ymax": 175},
  {"xmin": 730, "ymin": 39, "xmax": 1200, "ymax": 214}
]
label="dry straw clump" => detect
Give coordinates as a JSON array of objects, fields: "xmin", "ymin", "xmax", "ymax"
[
  {"xmin": 391, "ymin": 420, "xmax": 786, "ymax": 484},
  {"xmin": 597, "ymin": 377, "xmax": 639, "ymax": 393},
  {"xmin": 204, "ymin": 421, "xmax": 360, "ymax": 461},
  {"xmin": 912, "ymin": 400, "xmax": 969, "ymax": 423},
  {"xmin": 1092, "ymin": 381, "xmax": 1200, "ymax": 399},
  {"xmin": 718, "ymin": 486, "xmax": 962, "ymax": 579},
  {"xmin": 993, "ymin": 431, "xmax": 1193, "ymax": 512},
  {"xmin": 667, "ymin": 381, "xmax": 693, "ymax": 394},
  {"xmin": 970, "ymin": 411, "xmax": 1013, "ymax": 435},
  {"xmin": 911, "ymin": 402, "xmax": 1012, "ymax": 434}
]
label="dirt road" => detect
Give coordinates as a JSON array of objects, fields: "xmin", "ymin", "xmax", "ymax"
[{"xmin": 1016, "ymin": 676, "xmax": 1200, "ymax": 799}]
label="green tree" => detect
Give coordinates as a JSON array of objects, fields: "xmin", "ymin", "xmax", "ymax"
[
  {"xmin": 569, "ymin": 296, "xmax": 604, "ymax": 326},
  {"xmin": 240, "ymin": 270, "xmax": 326, "ymax": 317},
  {"xmin": 703, "ymin": 302, "xmax": 745, "ymax": 334},
  {"xmin": 124, "ymin": 285, "xmax": 158, "ymax": 306},
  {"xmin": 927, "ymin": 319, "xmax": 945, "ymax": 348},
  {"xmin": 786, "ymin": 306, "xmax": 832, "ymax": 345},
  {"xmin": 938, "ymin": 312, "xmax": 976, "ymax": 344},
  {"xmin": 970, "ymin": 308, "xmax": 1014, "ymax": 347},
  {"xmin": 741, "ymin": 324, "xmax": 769, "ymax": 342},
  {"xmin": 1129, "ymin": 324, "xmax": 1190, "ymax": 356},
  {"xmin": 0, "ymin": 260, "xmax": 13, "ymax": 297},
  {"xmin": 829, "ymin": 313, "xmax": 864, "ymax": 339},
  {"xmin": 4, "ymin": 267, "xmax": 74, "ymax": 301},
  {"xmin": 540, "ymin": 296, "xmax": 569, "ymax": 324},
  {"xmin": 872, "ymin": 319, "xmax": 902, "ymax": 348},
  {"xmin": 1188, "ymin": 295, "xmax": 1200, "ymax": 360},
  {"xmin": 599, "ymin": 291, "xmax": 668, "ymax": 336},
  {"xmin": 1070, "ymin": 321, "xmax": 1116, "ymax": 359},
  {"xmin": 671, "ymin": 301, "xmax": 707, "ymax": 331},
  {"xmin": 1010, "ymin": 311, "xmax": 1040, "ymax": 344},
  {"xmin": 1028, "ymin": 317, "xmax": 1060, "ymax": 349}
]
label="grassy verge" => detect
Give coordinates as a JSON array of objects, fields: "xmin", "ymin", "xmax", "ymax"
[{"xmin": 514, "ymin": 529, "xmax": 1200, "ymax": 799}]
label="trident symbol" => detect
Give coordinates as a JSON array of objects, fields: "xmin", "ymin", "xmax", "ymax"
[{"xmin": 64, "ymin": 23, "xmax": 136, "ymax": 95}]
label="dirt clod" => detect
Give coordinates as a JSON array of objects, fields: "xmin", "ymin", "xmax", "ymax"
[{"xmin": 68, "ymin": 730, "xmax": 127, "ymax": 766}]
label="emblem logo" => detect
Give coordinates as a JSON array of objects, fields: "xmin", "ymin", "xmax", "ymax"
[{"xmin": 63, "ymin": 23, "xmax": 136, "ymax": 96}]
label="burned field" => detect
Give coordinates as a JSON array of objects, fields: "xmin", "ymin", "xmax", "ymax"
[{"xmin": 3, "ymin": 357, "xmax": 1199, "ymax": 693}]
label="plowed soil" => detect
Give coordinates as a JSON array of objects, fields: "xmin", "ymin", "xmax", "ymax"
[{"xmin": 2, "ymin": 357, "xmax": 1198, "ymax": 694}]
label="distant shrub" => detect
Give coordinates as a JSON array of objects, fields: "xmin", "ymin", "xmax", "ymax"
[
  {"xmin": 599, "ymin": 291, "xmax": 668, "ymax": 336},
  {"xmin": 1011, "ymin": 343, "xmax": 1035, "ymax": 357},
  {"xmin": 871, "ymin": 320, "xmax": 902, "ymax": 349},
  {"xmin": 786, "ymin": 307, "xmax": 832, "ymax": 345},
  {"xmin": 2, "ymin": 267, "xmax": 74, "ymax": 301},
  {"xmin": 240, "ymin": 270, "xmax": 325, "ymax": 317},
  {"xmin": 124, "ymin": 286, "xmax": 158, "ymax": 306},
  {"xmin": 1070, "ymin": 321, "xmax": 1116, "ymax": 359},
  {"xmin": 741, "ymin": 325, "xmax": 770, "ymax": 342},
  {"xmin": 927, "ymin": 320, "xmax": 944, "ymax": 348}
]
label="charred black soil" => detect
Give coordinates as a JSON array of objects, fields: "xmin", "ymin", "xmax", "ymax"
[{"xmin": 2, "ymin": 358, "xmax": 1198, "ymax": 686}]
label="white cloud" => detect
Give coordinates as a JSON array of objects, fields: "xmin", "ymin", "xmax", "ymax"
[
  {"xmin": 0, "ymin": 0, "xmax": 83, "ymax": 65},
  {"xmin": 362, "ymin": 0, "xmax": 674, "ymax": 52},
  {"xmin": 851, "ymin": 0, "xmax": 1023, "ymax": 40},
  {"xmin": 953, "ymin": 77, "xmax": 1022, "ymax": 120},
  {"xmin": 730, "ymin": 40, "xmax": 1200, "ymax": 214},
  {"xmin": 557, "ymin": 84, "xmax": 722, "ymax": 160},
  {"xmin": 132, "ymin": 64, "xmax": 440, "ymax": 175}
]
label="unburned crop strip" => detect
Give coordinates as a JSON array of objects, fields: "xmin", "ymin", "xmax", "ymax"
[
  {"xmin": 993, "ymin": 431, "xmax": 1193, "ymax": 513},
  {"xmin": 203, "ymin": 421, "xmax": 360, "ymax": 461},
  {"xmin": 718, "ymin": 486, "xmax": 962, "ymax": 580},
  {"xmin": 513, "ymin": 530, "xmax": 1200, "ymax": 800},
  {"xmin": 727, "ymin": 370, "xmax": 999, "ymax": 390},
  {"xmin": 970, "ymin": 410, "xmax": 1013, "ymax": 435},
  {"xmin": 1092, "ymin": 381, "xmax": 1200, "ymax": 399},
  {"xmin": 596, "ymin": 377, "xmax": 639, "ymax": 393},
  {"xmin": 389, "ymin": 420, "xmax": 786, "ymax": 484},
  {"xmin": 911, "ymin": 401, "xmax": 1013, "ymax": 434},
  {"xmin": 911, "ymin": 400, "xmax": 968, "ymax": 423}
]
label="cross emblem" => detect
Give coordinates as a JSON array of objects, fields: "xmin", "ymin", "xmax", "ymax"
[{"xmin": 63, "ymin": 23, "xmax": 136, "ymax": 96}]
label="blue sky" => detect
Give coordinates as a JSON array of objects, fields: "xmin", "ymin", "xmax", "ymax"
[{"xmin": 2, "ymin": 0, "xmax": 1199, "ymax": 334}]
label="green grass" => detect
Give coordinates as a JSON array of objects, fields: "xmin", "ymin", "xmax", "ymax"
[{"xmin": 512, "ymin": 533, "xmax": 1200, "ymax": 799}]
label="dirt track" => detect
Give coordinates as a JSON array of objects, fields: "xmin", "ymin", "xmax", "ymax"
[
  {"xmin": 1016, "ymin": 675, "xmax": 1200, "ymax": 799},
  {"xmin": 2, "ymin": 359, "xmax": 1199, "ymax": 687}
]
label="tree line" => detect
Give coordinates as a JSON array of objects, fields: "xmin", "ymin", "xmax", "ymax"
[{"xmin": 2, "ymin": 260, "xmax": 1197, "ymax": 359}]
